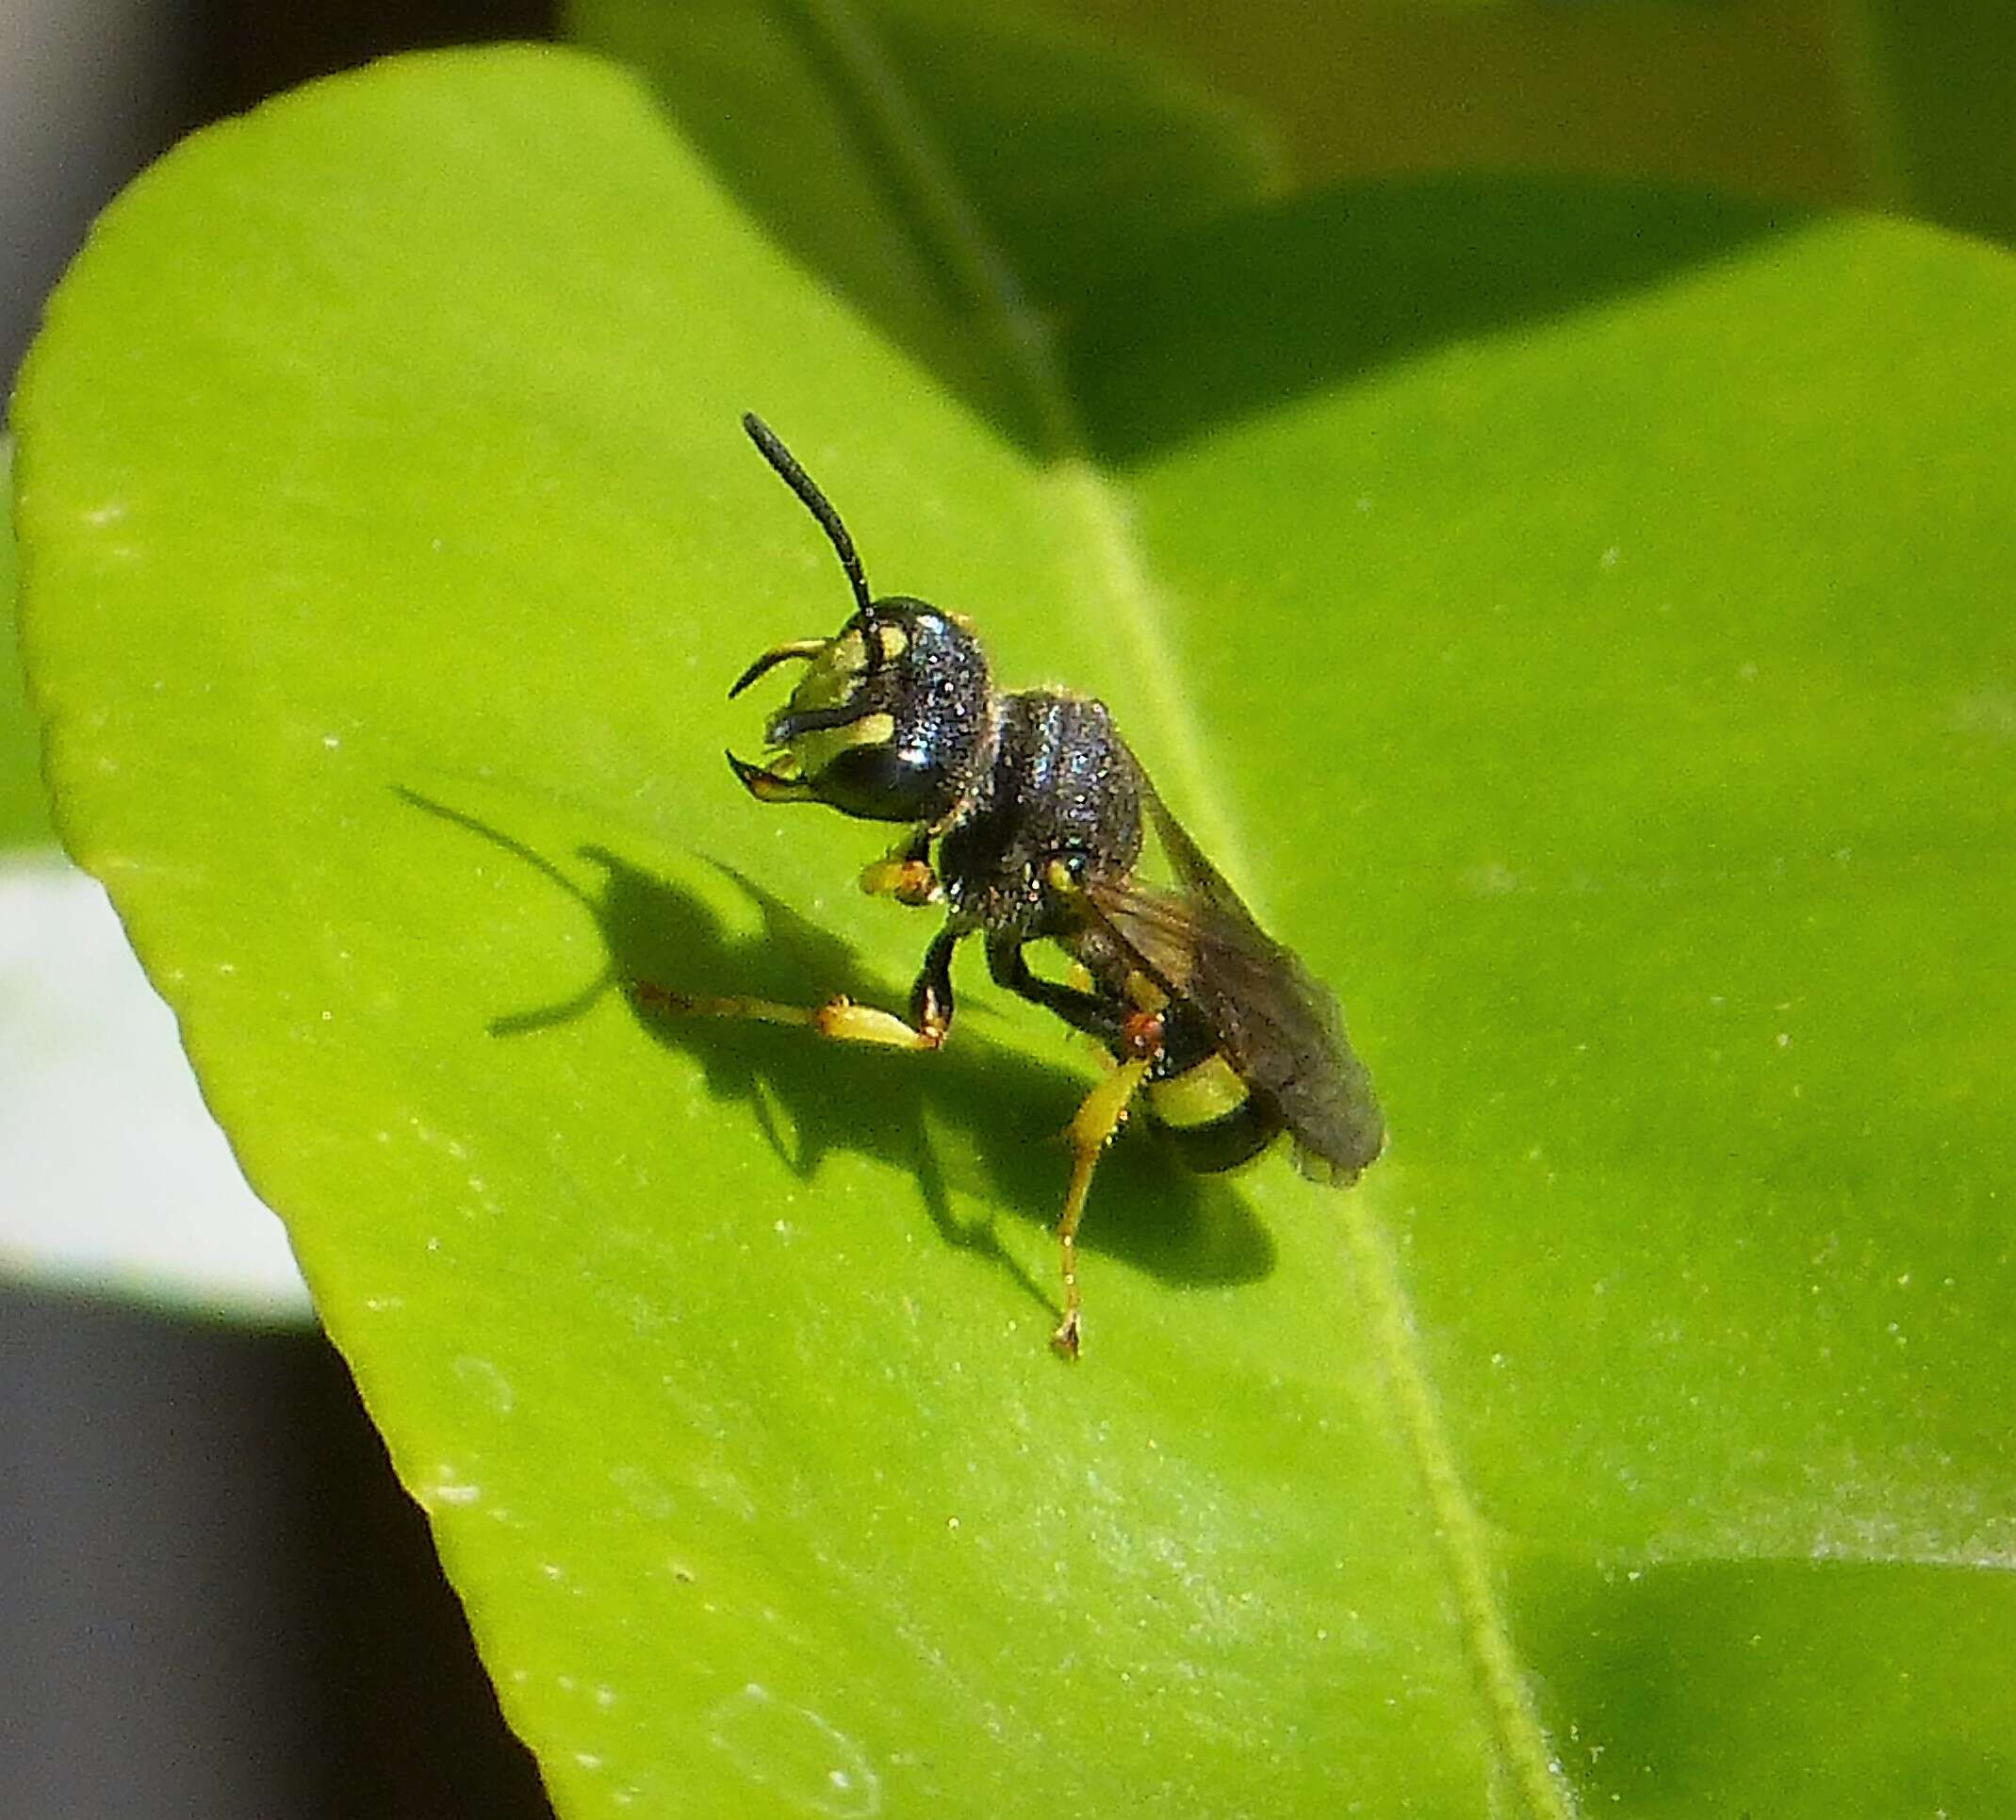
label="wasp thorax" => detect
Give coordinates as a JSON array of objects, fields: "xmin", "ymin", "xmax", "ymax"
[{"xmin": 732, "ymin": 598, "xmax": 995, "ymax": 827}]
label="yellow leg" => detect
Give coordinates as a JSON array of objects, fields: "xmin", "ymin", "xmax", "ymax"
[
  {"xmin": 859, "ymin": 853, "xmax": 942, "ymax": 906},
  {"xmin": 1053, "ymin": 1058, "xmax": 1151, "ymax": 1358},
  {"xmin": 631, "ymin": 982, "xmax": 944, "ymax": 1050}
]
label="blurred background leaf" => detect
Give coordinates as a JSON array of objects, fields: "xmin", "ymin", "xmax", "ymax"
[{"xmin": 571, "ymin": 0, "xmax": 2016, "ymax": 464}]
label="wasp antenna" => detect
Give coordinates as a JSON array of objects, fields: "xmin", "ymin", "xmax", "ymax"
[{"xmin": 742, "ymin": 414, "xmax": 881, "ymax": 665}]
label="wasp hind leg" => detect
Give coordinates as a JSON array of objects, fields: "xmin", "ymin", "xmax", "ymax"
[
  {"xmin": 1053, "ymin": 1056, "xmax": 1153, "ymax": 1358},
  {"xmin": 633, "ymin": 926, "xmax": 959, "ymax": 1052}
]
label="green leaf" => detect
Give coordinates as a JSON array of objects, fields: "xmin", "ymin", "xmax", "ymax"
[
  {"xmin": 569, "ymin": 0, "xmax": 1284, "ymax": 450},
  {"xmin": 587, "ymin": 0, "xmax": 2016, "ymax": 275},
  {"xmin": 1, "ymin": 441, "xmax": 55, "ymax": 850},
  {"xmin": 14, "ymin": 42, "xmax": 2016, "ymax": 1817},
  {"xmin": 4, "ymin": 440, "xmax": 312, "ymax": 1316},
  {"xmin": 1855, "ymin": 0, "xmax": 2016, "ymax": 243}
]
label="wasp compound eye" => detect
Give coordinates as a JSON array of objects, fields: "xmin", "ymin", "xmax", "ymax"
[{"xmin": 803, "ymin": 741, "xmax": 950, "ymax": 822}]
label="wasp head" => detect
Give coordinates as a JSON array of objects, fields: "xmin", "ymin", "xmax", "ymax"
[
  {"xmin": 729, "ymin": 415, "xmax": 998, "ymax": 828},
  {"xmin": 728, "ymin": 598, "xmax": 993, "ymax": 826}
]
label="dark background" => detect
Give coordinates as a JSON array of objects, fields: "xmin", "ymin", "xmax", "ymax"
[{"xmin": 4, "ymin": 9, "xmax": 558, "ymax": 1814}]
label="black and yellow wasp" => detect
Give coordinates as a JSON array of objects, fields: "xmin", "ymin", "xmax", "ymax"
[{"xmin": 641, "ymin": 414, "xmax": 1385, "ymax": 1354}]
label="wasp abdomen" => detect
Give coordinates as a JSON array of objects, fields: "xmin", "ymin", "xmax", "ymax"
[{"xmin": 1145, "ymin": 1020, "xmax": 1283, "ymax": 1173}]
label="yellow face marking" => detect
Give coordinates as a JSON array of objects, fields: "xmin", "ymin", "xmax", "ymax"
[
  {"xmin": 790, "ymin": 631, "xmax": 869, "ymax": 714},
  {"xmin": 786, "ymin": 621, "xmax": 908, "ymax": 718},
  {"xmin": 1147, "ymin": 1052, "xmax": 1248, "ymax": 1129},
  {"xmin": 777, "ymin": 626, "xmax": 900, "ymax": 777},
  {"xmin": 790, "ymin": 710, "xmax": 894, "ymax": 779}
]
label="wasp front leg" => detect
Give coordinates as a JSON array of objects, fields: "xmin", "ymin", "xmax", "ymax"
[
  {"xmin": 985, "ymin": 935, "xmax": 1127, "ymax": 1046},
  {"xmin": 858, "ymin": 830, "xmax": 942, "ymax": 908},
  {"xmin": 634, "ymin": 926, "xmax": 960, "ymax": 1052}
]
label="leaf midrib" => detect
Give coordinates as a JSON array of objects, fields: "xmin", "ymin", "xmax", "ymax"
[{"xmin": 780, "ymin": 3, "xmax": 1571, "ymax": 1811}]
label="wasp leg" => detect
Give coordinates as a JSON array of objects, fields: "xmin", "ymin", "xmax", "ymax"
[
  {"xmin": 632, "ymin": 926, "xmax": 959, "ymax": 1052},
  {"xmin": 859, "ymin": 830, "xmax": 941, "ymax": 906},
  {"xmin": 631, "ymin": 981, "xmax": 940, "ymax": 1048},
  {"xmin": 906, "ymin": 926, "xmax": 958, "ymax": 1038},
  {"xmin": 985, "ymin": 936, "xmax": 1127, "ymax": 1046},
  {"xmin": 1054, "ymin": 1057, "xmax": 1153, "ymax": 1358}
]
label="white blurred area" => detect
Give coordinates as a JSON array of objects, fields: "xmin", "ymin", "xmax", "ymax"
[{"xmin": 0, "ymin": 852, "xmax": 312, "ymax": 1319}]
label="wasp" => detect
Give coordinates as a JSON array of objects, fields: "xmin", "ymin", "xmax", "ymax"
[{"xmin": 643, "ymin": 414, "xmax": 1385, "ymax": 1355}]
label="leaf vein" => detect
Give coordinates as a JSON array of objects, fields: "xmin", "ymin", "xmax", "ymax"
[{"xmin": 791, "ymin": 5, "xmax": 1569, "ymax": 1806}]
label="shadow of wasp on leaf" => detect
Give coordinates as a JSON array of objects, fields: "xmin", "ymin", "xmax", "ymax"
[{"xmin": 398, "ymin": 789, "xmax": 1274, "ymax": 1329}]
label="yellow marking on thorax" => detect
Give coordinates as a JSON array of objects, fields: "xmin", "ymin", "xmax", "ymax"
[{"xmin": 1147, "ymin": 1052, "xmax": 1247, "ymax": 1128}]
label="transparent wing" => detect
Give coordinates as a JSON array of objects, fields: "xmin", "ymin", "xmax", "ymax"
[
  {"xmin": 1075, "ymin": 870, "xmax": 1203, "ymax": 996},
  {"xmin": 1085, "ymin": 783, "xmax": 1385, "ymax": 1183}
]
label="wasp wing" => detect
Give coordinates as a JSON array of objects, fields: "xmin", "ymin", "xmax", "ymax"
[{"xmin": 1084, "ymin": 783, "xmax": 1385, "ymax": 1184}]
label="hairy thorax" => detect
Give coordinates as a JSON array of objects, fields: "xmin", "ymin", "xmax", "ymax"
[{"xmin": 938, "ymin": 690, "xmax": 1143, "ymax": 942}]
